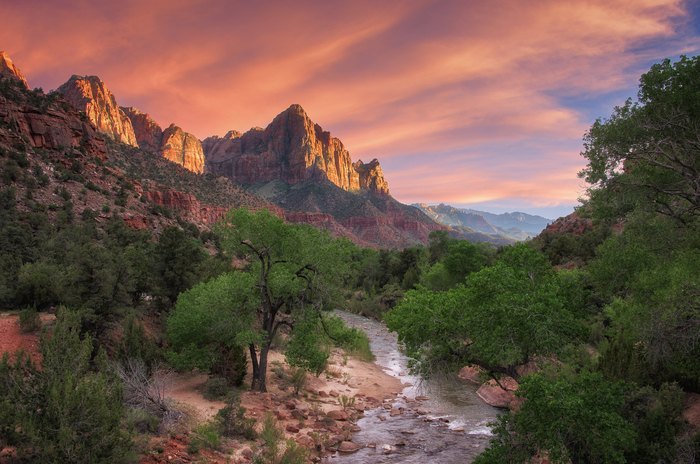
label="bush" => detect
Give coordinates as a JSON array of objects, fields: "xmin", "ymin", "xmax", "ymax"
[
  {"xmin": 203, "ymin": 376, "xmax": 231, "ymax": 401},
  {"xmin": 188, "ymin": 422, "xmax": 222, "ymax": 453},
  {"xmin": 290, "ymin": 368, "xmax": 307, "ymax": 396},
  {"xmin": 0, "ymin": 309, "xmax": 134, "ymax": 462},
  {"xmin": 216, "ymin": 396, "xmax": 257, "ymax": 440},
  {"xmin": 126, "ymin": 408, "xmax": 160, "ymax": 434},
  {"xmin": 18, "ymin": 307, "xmax": 41, "ymax": 332},
  {"xmin": 253, "ymin": 413, "xmax": 307, "ymax": 464}
]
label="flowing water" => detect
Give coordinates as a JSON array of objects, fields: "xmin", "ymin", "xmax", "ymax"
[{"xmin": 324, "ymin": 311, "xmax": 499, "ymax": 464}]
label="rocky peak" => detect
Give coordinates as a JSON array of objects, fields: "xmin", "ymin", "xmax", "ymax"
[
  {"xmin": 161, "ymin": 124, "xmax": 204, "ymax": 174},
  {"xmin": 57, "ymin": 75, "xmax": 138, "ymax": 146},
  {"xmin": 204, "ymin": 104, "xmax": 390, "ymax": 194},
  {"xmin": 0, "ymin": 51, "xmax": 30, "ymax": 90},
  {"xmin": 122, "ymin": 106, "xmax": 163, "ymax": 152},
  {"xmin": 354, "ymin": 159, "xmax": 389, "ymax": 195}
]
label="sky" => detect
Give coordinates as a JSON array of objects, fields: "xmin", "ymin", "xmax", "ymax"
[{"xmin": 2, "ymin": 0, "xmax": 700, "ymax": 219}]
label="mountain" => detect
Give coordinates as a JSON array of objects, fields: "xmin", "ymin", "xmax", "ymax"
[
  {"xmin": 0, "ymin": 55, "xmax": 270, "ymax": 234},
  {"xmin": 56, "ymin": 75, "xmax": 138, "ymax": 147},
  {"xmin": 415, "ymin": 203, "xmax": 550, "ymax": 242},
  {"xmin": 462, "ymin": 208, "xmax": 551, "ymax": 236},
  {"xmin": 56, "ymin": 76, "xmax": 205, "ymax": 174},
  {"xmin": 204, "ymin": 104, "xmax": 390, "ymax": 195},
  {"xmin": 203, "ymin": 105, "xmax": 440, "ymax": 248},
  {"xmin": 0, "ymin": 51, "xmax": 29, "ymax": 90},
  {"xmin": 1, "ymin": 53, "xmax": 438, "ymax": 248}
]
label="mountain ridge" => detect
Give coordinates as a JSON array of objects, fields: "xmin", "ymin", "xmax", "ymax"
[{"xmin": 415, "ymin": 203, "xmax": 551, "ymax": 242}]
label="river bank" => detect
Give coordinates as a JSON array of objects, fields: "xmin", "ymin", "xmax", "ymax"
[{"xmin": 323, "ymin": 311, "xmax": 499, "ymax": 463}]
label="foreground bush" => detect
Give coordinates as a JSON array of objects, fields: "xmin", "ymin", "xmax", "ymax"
[{"xmin": 0, "ymin": 309, "xmax": 133, "ymax": 462}]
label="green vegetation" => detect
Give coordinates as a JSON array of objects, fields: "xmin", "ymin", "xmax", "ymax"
[
  {"xmin": 168, "ymin": 208, "xmax": 366, "ymax": 392},
  {"xmin": 2, "ymin": 56, "xmax": 699, "ymax": 462},
  {"xmin": 253, "ymin": 412, "xmax": 308, "ymax": 464},
  {"xmin": 0, "ymin": 310, "xmax": 133, "ymax": 462}
]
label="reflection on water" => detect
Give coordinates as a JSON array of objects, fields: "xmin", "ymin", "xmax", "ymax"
[{"xmin": 324, "ymin": 311, "xmax": 499, "ymax": 464}]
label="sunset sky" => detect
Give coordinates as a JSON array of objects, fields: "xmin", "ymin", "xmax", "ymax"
[{"xmin": 3, "ymin": 0, "xmax": 700, "ymax": 218}]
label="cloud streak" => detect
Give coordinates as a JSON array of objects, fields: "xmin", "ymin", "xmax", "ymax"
[{"xmin": 1, "ymin": 0, "xmax": 698, "ymax": 217}]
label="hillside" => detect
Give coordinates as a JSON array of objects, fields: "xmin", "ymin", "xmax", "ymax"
[{"xmin": 0, "ymin": 62, "xmax": 271, "ymax": 236}]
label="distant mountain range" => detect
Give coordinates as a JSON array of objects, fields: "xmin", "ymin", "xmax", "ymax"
[{"xmin": 414, "ymin": 203, "xmax": 551, "ymax": 243}]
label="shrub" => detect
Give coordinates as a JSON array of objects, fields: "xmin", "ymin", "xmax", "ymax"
[
  {"xmin": 188, "ymin": 422, "xmax": 222, "ymax": 453},
  {"xmin": 290, "ymin": 368, "xmax": 307, "ymax": 396},
  {"xmin": 126, "ymin": 408, "xmax": 160, "ymax": 434},
  {"xmin": 216, "ymin": 396, "xmax": 257, "ymax": 440},
  {"xmin": 18, "ymin": 307, "xmax": 41, "ymax": 332},
  {"xmin": 203, "ymin": 376, "xmax": 231, "ymax": 401},
  {"xmin": 253, "ymin": 413, "xmax": 307, "ymax": 464},
  {"xmin": 0, "ymin": 309, "xmax": 134, "ymax": 462}
]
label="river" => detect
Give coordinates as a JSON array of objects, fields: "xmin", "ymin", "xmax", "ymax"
[{"xmin": 324, "ymin": 311, "xmax": 499, "ymax": 464}]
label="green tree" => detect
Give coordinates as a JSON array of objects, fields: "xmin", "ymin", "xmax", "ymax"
[
  {"xmin": 153, "ymin": 226, "xmax": 206, "ymax": 307},
  {"xmin": 387, "ymin": 245, "xmax": 584, "ymax": 376},
  {"xmin": 167, "ymin": 272, "xmax": 258, "ymax": 386},
  {"xmin": 476, "ymin": 371, "xmax": 636, "ymax": 464},
  {"xmin": 580, "ymin": 56, "xmax": 700, "ymax": 222},
  {"xmin": 214, "ymin": 208, "xmax": 353, "ymax": 392}
]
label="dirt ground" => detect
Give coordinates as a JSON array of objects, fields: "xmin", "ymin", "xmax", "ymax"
[{"xmin": 0, "ymin": 312, "xmax": 55, "ymax": 364}]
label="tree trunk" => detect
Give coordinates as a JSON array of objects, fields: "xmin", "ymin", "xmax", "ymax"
[
  {"xmin": 249, "ymin": 344, "xmax": 259, "ymax": 390},
  {"xmin": 257, "ymin": 344, "xmax": 269, "ymax": 392}
]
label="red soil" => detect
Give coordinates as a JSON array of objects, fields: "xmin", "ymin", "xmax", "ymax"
[{"xmin": 0, "ymin": 313, "xmax": 42, "ymax": 363}]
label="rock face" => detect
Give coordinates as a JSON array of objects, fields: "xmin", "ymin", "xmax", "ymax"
[
  {"xmin": 354, "ymin": 159, "xmax": 389, "ymax": 195},
  {"xmin": 121, "ymin": 106, "xmax": 163, "ymax": 152},
  {"xmin": 0, "ymin": 87, "xmax": 106, "ymax": 159},
  {"xmin": 540, "ymin": 211, "xmax": 593, "ymax": 236},
  {"xmin": 0, "ymin": 51, "xmax": 29, "ymax": 89},
  {"xmin": 160, "ymin": 124, "xmax": 204, "ymax": 174},
  {"xmin": 57, "ymin": 75, "xmax": 138, "ymax": 147},
  {"xmin": 204, "ymin": 104, "xmax": 389, "ymax": 195},
  {"xmin": 57, "ymin": 78, "xmax": 205, "ymax": 174},
  {"xmin": 144, "ymin": 189, "xmax": 226, "ymax": 224}
]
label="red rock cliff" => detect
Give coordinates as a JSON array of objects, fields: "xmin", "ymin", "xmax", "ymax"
[
  {"xmin": 160, "ymin": 124, "xmax": 204, "ymax": 174},
  {"xmin": 204, "ymin": 104, "xmax": 389, "ymax": 194},
  {"xmin": 121, "ymin": 106, "xmax": 163, "ymax": 152},
  {"xmin": 0, "ymin": 51, "xmax": 30, "ymax": 90},
  {"xmin": 57, "ymin": 75, "xmax": 138, "ymax": 147}
]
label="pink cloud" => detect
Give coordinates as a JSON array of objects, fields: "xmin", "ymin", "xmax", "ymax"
[{"xmin": 1, "ymin": 0, "xmax": 697, "ymax": 216}]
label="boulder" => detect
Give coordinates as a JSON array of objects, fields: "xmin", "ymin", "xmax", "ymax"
[
  {"xmin": 476, "ymin": 377, "xmax": 520, "ymax": 409},
  {"xmin": 458, "ymin": 364, "xmax": 485, "ymax": 384},
  {"xmin": 327, "ymin": 409, "xmax": 349, "ymax": 421},
  {"xmin": 338, "ymin": 441, "xmax": 361, "ymax": 453}
]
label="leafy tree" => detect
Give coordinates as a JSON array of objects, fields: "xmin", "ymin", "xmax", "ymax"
[
  {"xmin": 153, "ymin": 226, "xmax": 206, "ymax": 307},
  {"xmin": 213, "ymin": 208, "xmax": 353, "ymax": 392},
  {"xmin": 387, "ymin": 245, "xmax": 584, "ymax": 376},
  {"xmin": 476, "ymin": 371, "xmax": 636, "ymax": 464},
  {"xmin": 167, "ymin": 272, "xmax": 257, "ymax": 386},
  {"xmin": 580, "ymin": 56, "xmax": 700, "ymax": 222}
]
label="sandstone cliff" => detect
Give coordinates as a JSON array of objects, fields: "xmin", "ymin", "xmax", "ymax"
[
  {"xmin": 122, "ymin": 106, "xmax": 163, "ymax": 152},
  {"xmin": 57, "ymin": 78, "xmax": 205, "ymax": 174},
  {"xmin": 204, "ymin": 104, "xmax": 390, "ymax": 195},
  {"xmin": 0, "ymin": 51, "xmax": 29, "ymax": 90},
  {"xmin": 57, "ymin": 75, "xmax": 138, "ymax": 146},
  {"xmin": 353, "ymin": 159, "xmax": 389, "ymax": 195},
  {"xmin": 160, "ymin": 124, "xmax": 204, "ymax": 174},
  {"xmin": 0, "ymin": 71, "xmax": 106, "ymax": 159}
]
